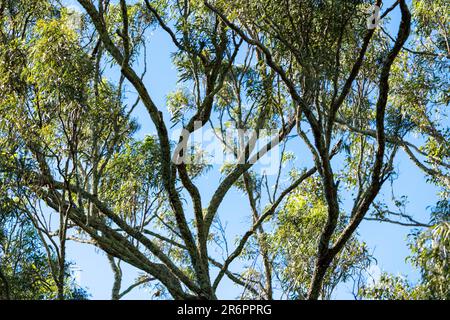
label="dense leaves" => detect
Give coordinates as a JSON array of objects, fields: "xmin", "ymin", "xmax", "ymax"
[{"xmin": 0, "ymin": 0, "xmax": 448, "ymax": 300}]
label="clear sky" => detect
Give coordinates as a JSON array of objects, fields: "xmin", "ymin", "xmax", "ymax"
[{"xmin": 63, "ymin": 0, "xmax": 441, "ymax": 299}]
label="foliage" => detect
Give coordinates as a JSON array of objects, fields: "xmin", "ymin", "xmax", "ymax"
[
  {"xmin": 0, "ymin": 205, "xmax": 89, "ymax": 300},
  {"xmin": 270, "ymin": 177, "xmax": 373, "ymax": 299},
  {"xmin": 361, "ymin": 222, "xmax": 449, "ymax": 300},
  {"xmin": 0, "ymin": 0, "xmax": 448, "ymax": 300}
]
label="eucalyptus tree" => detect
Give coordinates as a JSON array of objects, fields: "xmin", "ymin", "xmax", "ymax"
[
  {"xmin": 0, "ymin": 0, "xmax": 448, "ymax": 300},
  {"xmin": 0, "ymin": 191, "xmax": 88, "ymax": 300},
  {"xmin": 203, "ymin": 0, "xmax": 413, "ymax": 299}
]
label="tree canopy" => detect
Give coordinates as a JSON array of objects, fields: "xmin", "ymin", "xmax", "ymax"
[{"xmin": 0, "ymin": 0, "xmax": 448, "ymax": 300}]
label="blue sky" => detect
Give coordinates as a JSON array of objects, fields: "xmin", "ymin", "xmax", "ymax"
[{"xmin": 63, "ymin": 0, "xmax": 441, "ymax": 299}]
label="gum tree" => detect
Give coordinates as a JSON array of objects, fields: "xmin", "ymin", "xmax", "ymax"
[{"xmin": 0, "ymin": 0, "xmax": 448, "ymax": 300}]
